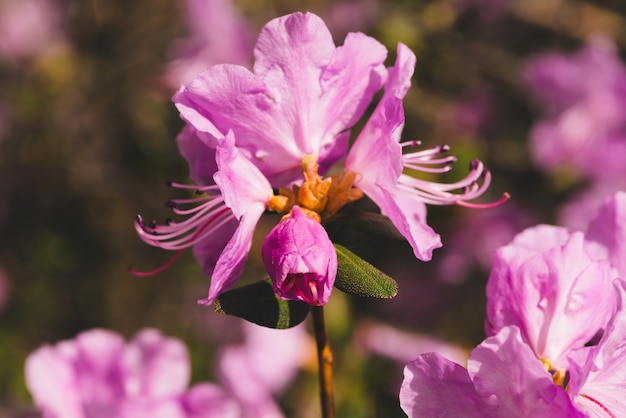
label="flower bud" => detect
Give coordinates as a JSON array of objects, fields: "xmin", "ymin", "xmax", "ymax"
[{"xmin": 262, "ymin": 206, "xmax": 337, "ymax": 305}]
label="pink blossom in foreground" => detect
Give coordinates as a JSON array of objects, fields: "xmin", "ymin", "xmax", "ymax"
[
  {"xmin": 165, "ymin": 0, "xmax": 251, "ymax": 88},
  {"xmin": 568, "ymin": 281, "xmax": 626, "ymax": 416},
  {"xmin": 25, "ymin": 329, "xmax": 241, "ymax": 418},
  {"xmin": 262, "ymin": 206, "xmax": 337, "ymax": 306},
  {"xmin": 523, "ymin": 37, "xmax": 626, "ymax": 181},
  {"xmin": 400, "ymin": 326, "xmax": 584, "ymax": 418},
  {"xmin": 486, "ymin": 224, "xmax": 619, "ymax": 369}
]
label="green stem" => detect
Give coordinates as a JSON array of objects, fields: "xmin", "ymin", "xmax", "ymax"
[{"xmin": 312, "ymin": 305, "xmax": 335, "ymax": 418}]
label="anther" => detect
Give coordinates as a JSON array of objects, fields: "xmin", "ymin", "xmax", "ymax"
[{"xmin": 165, "ymin": 200, "xmax": 177, "ymax": 209}]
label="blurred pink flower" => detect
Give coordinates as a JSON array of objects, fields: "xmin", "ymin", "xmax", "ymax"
[
  {"xmin": 25, "ymin": 328, "xmax": 241, "ymax": 418},
  {"xmin": 325, "ymin": 0, "xmax": 380, "ymax": 39},
  {"xmin": 218, "ymin": 322, "xmax": 311, "ymax": 418},
  {"xmin": 523, "ymin": 37, "xmax": 626, "ymax": 181},
  {"xmin": 0, "ymin": 0, "xmax": 66, "ymax": 62},
  {"xmin": 558, "ymin": 181, "xmax": 626, "ymax": 231},
  {"xmin": 355, "ymin": 321, "xmax": 467, "ymax": 365},
  {"xmin": 165, "ymin": 0, "xmax": 251, "ymax": 88},
  {"xmin": 436, "ymin": 204, "xmax": 534, "ymax": 283},
  {"xmin": 435, "ymin": 89, "xmax": 496, "ymax": 138}
]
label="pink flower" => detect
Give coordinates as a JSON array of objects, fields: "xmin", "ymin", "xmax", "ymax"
[
  {"xmin": 0, "ymin": 0, "xmax": 66, "ymax": 62},
  {"xmin": 25, "ymin": 328, "xmax": 240, "ymax": 418},
  {"xmin": 135, "ymin": 12, "xmax": 500, "ymax": 305},
  {"xmin": 486, "ymin": 225, "xmax": 618, "ymax": 369},
  {"xmin": 262, "ymin": 206, "xmax": 337, "ymax": 306},
  {"xmin": 400, "ymin": 326, "xmax": 584, "ymax": 417},
  {"xmin": 523, "ymin": 37, "xmax": 626, "ymax": 180},
  {"xmin": 217, "ymin": 322, "xmax": 311, "ymax": 418},
  {"xmin": 165, "ymin": 0, "xmax": 251, "ymax": 88}
]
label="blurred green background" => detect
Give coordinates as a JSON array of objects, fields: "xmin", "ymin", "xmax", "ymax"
[{"xmin": 1, "ymin": 0, "xmax": 625, "ymax": 416}]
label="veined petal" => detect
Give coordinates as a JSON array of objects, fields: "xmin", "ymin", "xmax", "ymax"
[
  {"xmin": 468, "ymin": 326, "xmax": 583, "ymax": 418},
  {"xmin": 345, "ymin": 43, "xmax": 416, "ymax": 185},
  {"xmin": 174, "ymin": 64, "xmax": 302, "ymax": 184},
  {"xmin": 377, "ymin": 187, "xmax": 442, "ymax": 261},
  {"xmin": 214, "ymin": 130, "xmax": 272, "ymax": 220},
  {"xmin": 400, "ymin": 352, "xmax": 490, "ymax": 418},
  {"xmin": 192, "ymin": 216, "xmax": 239, "ymax": 277},
  {"xmin": 199, "ymin": 205, "xmax": 265, "ymax": 306},
  {"xmin": 486, "ymin": 227, "xmax": 618, "ymax": 367},
  {"xmin": 195, "ymin": 131, "xmax": 271, "ymax": 304},
  {"xmin": 317, "ymin": 31, "xmax": 387, "ymax": 152},
  {"xmin": 574, "ymin": 280, "xmax": 626, "ymax": 418},
  {"xmin": 344, "ymin": 44, "xmax": 442, "ymax": 260},
  {"xmin": 175, "ymin": 12, "xmax": 389, "ymax": 185}
]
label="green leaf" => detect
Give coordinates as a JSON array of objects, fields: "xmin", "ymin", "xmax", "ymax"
[
  {"xmin": 333, "ymin": 244, "xmax": 399, "ymax": 298},
  {"xmin": 214, "ymin": 279, "xmax": 310, "ymax": 329}
]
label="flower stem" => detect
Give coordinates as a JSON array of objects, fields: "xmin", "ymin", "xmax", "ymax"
[{"xmin": 312, "ymin": 305, "xmax": 335, "ymax": 418}]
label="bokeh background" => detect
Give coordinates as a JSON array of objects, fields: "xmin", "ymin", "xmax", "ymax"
[{"xmin": 1, "ymin": 0, "xmax": 625, "ymax": 416}]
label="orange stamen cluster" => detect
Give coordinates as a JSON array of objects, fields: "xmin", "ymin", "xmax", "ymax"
[{"xmin": 267, "ymin": 155, "xmax": 363, "ymax": 223}]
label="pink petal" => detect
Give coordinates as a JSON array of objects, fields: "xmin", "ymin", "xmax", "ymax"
[
  {"xmin": 122, "ymin": 329, "xmax": 190, "ymax": 398},
  {"xmin": 574, "ymin": 279, "xmax": 626, "ymax": 417},
  {"xmin": 176, "ymin": 125, "xmax": 219, "ymax": 186},
  {"xmin": 468, "ymin": 326, "xmax": 582, "ymax": 417},
  {"xmin": 25, "ymin": 345, "xmax": 84, "ymax": 418},
  {"xmin": 486, "ymin": 227, "xmax": 618, "ymax": 367},
  {"xmin": 400, "ymin": 353, "xmax": 490, "ymax": 418}
]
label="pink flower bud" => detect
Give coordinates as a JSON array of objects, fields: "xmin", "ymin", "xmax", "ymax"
[{"xmin": 262, "ymin": 206, "xmax": 337, "ymax": 306}]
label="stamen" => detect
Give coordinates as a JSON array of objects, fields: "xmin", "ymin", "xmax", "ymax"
[
  {"xmin": 455, "ymin": 192, "xmax": 510, "ymax": 209},
  {"xmin": 130, "ymin": 206, "xmax": 231, "ymax": 276},
  {"xmin": 128, "ymin": 248, "xmax": 186, "ymax": 277}
]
